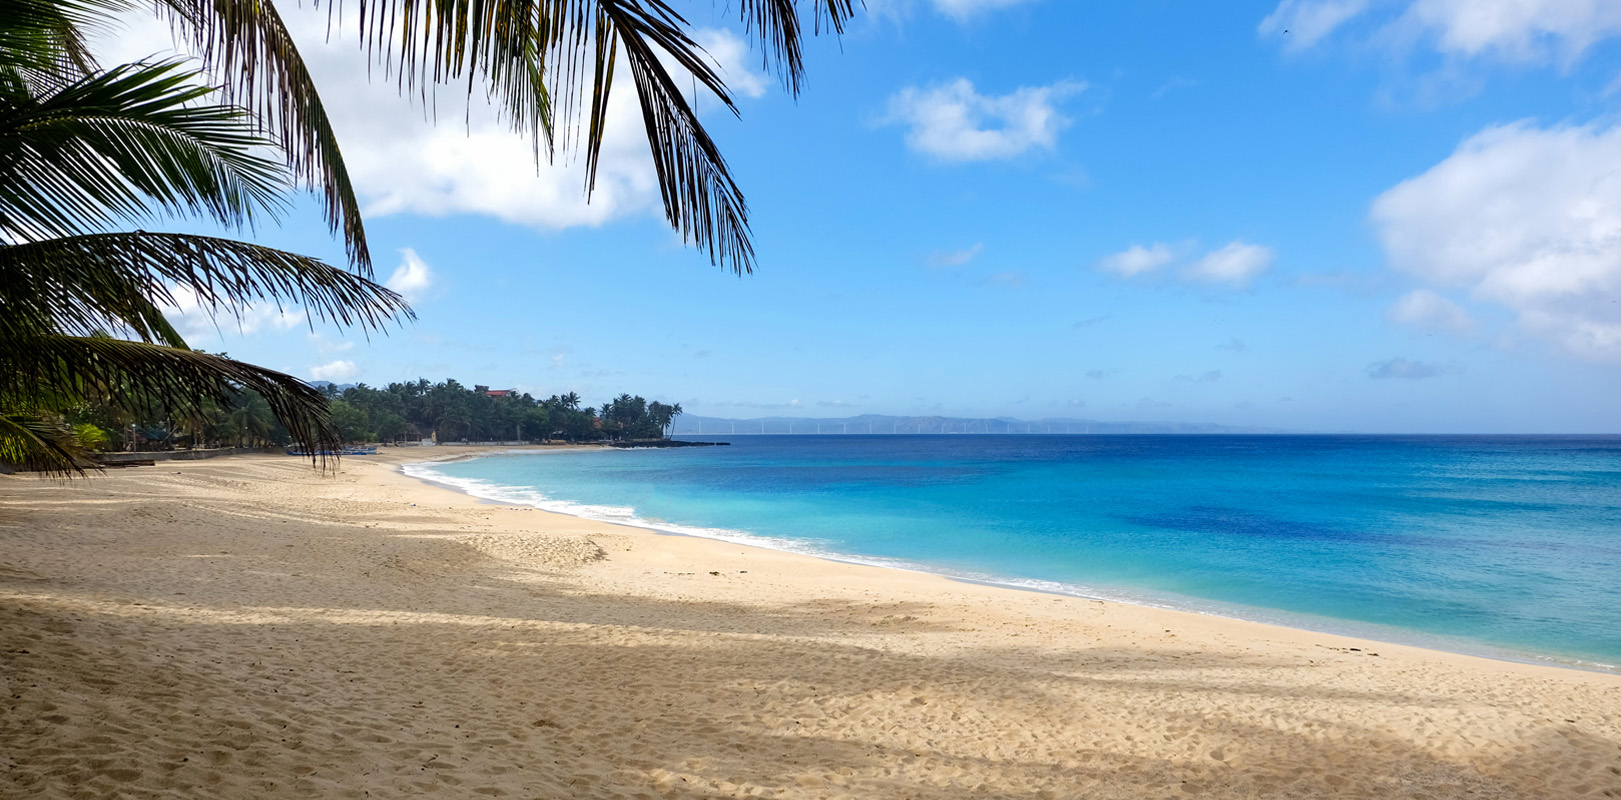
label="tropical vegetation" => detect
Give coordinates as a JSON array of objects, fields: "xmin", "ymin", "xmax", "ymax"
[
  {"xmin": 325, "ymin": 381, "xmax": 682, "ymax": 444},
  {"xmin": 0, "ymin": 0, "xmax": 852, "ymax": 473},
  {"xmin": 62, "ymin": 378, "xmax": 684, "ymax": 447}
]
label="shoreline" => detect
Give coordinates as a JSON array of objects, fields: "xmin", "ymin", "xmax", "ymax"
[
  {"xmin": 4, "ymin": 448, "xmax": 1618, "ymax": 798},
  {"xmin": 404, "ymin": 448, "xmax": 1621, "ymax": 677}
]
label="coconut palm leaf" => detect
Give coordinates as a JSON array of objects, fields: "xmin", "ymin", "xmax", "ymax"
[
  {"xmin": 595, "ymin": 0, "xmax": 752, "ymax": 269},
  {"xmin": 0, "ymin": 0, "xmax": 112, "ymax": 90},
  {"xmin": 151, "ymin": 0, "xmax": 858, "ymax": 274},
  {"xmin": 0, "ymin": 334, "xmax": 341, "ymax": 458},
  {"xmin": 0, "ymin": 409, "xmax": 96, "ymax": 476},
  {"xmin": 0, "ymin": 232, "xmax": 413, "ymax": 347},
  {"xmin": 735, "ymin": 0, "xmax": 855, "ymax": 95},
  {"xmin": 154, "ymin": 0, "xmax": 372, "ymax": 269},
  {"xmin": 0, "ymin": 60, "xmax": 286, "ymax": 244}
]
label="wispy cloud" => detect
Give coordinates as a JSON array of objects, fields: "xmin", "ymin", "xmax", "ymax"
[
  {"xmin": 1098, "ymin": 243, "xmax": 1175, "ymax": 277},
  {"xmin": 1151, "ymin": 76, "xmax": 1201, "ymax": 99},
  {"xmin": 1260, "ymin": 0, "xmax": 1621, "ymax": 65},
  {"xmin": 1184, "ymin": 242, "xmax": 1275, "ymax": 287},
  {"xmin": 1174, "ymin": 370, "xmax": 1224, "ymax": 383},
  {"xmin": 386, "ymin": 248, "xmax": 435, "ymax": 302},
  {"xmin": 927, "ymin": 243, "xmax": 985, "ymax": 268},
  {"xmin": 931, "ymin": 0, "xmax": 1041, "ymax": 21},
  {"xmin": 1099, "ymin": 240, "xmax": 1274, "ymax": 288},
  {"xmin": 885, "ymin": 78, "xmax": 1084, "ymax": 163},
  {"xmin": 1216, "ymin": 337, "xmax": 1249, "ymax": 352},
  {"xmin": 1259, "ymin": 0, "xmax": 1372, "ymax": 51},
  {"xmin": 714, "ymin": 399, "xmax": 805, "ymax": 410}
]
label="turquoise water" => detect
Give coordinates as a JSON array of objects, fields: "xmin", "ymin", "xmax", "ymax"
[{"xmin": 408, "ymin": 435, "xmax": 1621, "ymax": 670}]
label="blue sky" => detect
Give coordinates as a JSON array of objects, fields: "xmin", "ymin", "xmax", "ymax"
[{"xmin": 104, "ymin": 1, "xmax": 1621, "ymax": 432}]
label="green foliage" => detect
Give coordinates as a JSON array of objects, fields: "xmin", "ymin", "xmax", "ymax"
[
  {"xmin": 70, "ymin": 420, "xmax": 107, "ymax": 450},
  {"xmin": 317, "ymin": 379, "xmax": 680, "ymax": 444}
]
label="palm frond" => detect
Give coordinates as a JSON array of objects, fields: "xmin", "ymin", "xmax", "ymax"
[
  {"xmin": 0, "ymin": 0, "xmax": 117, "ymax": 87},
  {"xmin": 0, "ymin": 409, "xmax": 96, "ymax": 476},
  {"xmin": 155, "ymin": 0, "xmax": 372, "ymax": 269},
  {"xmin": 736, "ymin": 0, "xmax": 855, "ymax": 95},
  {"xmin": 596, "ymin": 0, "xmax": 752, "ymax": 271},
  {"xmin": 0, "ymin": 334, "xmax": 341, "ymax": 459},
  {"xmin": 0, "ymin": 232, "xmax": 413, "ymax": 346},
  {"xmin": 338, "ymin": 0, "xmax": 853, "ymax": 274},
  {"xmin": 0, "ymin": 60, "xmax": 289, "ymax": 243}
]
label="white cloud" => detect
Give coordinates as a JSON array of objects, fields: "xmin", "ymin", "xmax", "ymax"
[
  {"xmin": 1184, "ymin": 242, "xmax": 1275, "ymax": 286},
  {"xmin": 691, "ymin": 29, "xmax": 770, "ymax": 100},
  {"xmin": 1400, "ymin": 0, "xmax": 1621, "ymax": 62},
  {"xmin": 1387, "ymin": 289, "xmax": 1476, "ymax": 333},
  {"xmin": 931, "ymin": 0, "xmax": 1040, "ymax": 21},
  {"xmin": 864, "ymin": 0, "xmax": 1038, "ymax": 24},
  {"xmin": 309, "ymin": 359, "xmax": 360, "ymax": 381},
  {"xmin": 385, "ymin": 248, "xmax": 434, "ymax": 301},
  {"xmin": 1099, "ymin": 240, "xmax": 1274, "ymax": 288},
  {"xmin": 885, "ymin": 78, "xmax": 1083, "ymax": 163},
  {"xmin": 927, "ymin": 243, "xmax": 984, "ymax": 268},
  {"xmin": 1371, "ymin": 121, "xmax": 1621, "ymax": 360},
  {"xmin": 162, "ymin": 285, "xmax": 301, "ymax": 344},
  {"xmin": 1098, "ymin": 243, "xmax": 1175, "ymax": 277},
  {"xmin": 1259, "ymin": 0, "xmax": 1372, "ymax": 51},
  {"xmin": 1261, "ymin": 0, "xmax": 1621, "ymax": 63},
  {"xmin": 92, "ymin": 13, "xmax": 767, "ymax": 235}
]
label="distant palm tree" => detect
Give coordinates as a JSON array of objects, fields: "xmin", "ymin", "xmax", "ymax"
[{"xmin": 227, "ymin": 392, "xmax": 274, "ymax": 446}]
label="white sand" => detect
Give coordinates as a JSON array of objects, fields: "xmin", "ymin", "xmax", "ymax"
[{"xmin": 2, "ymin": 448, "xmax": 1618, "ymax": 799}]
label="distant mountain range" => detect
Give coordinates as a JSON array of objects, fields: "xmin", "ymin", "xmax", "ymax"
[{"xmin": 670, "ymin": 414, "xmax": 1290, "ymax": 436}]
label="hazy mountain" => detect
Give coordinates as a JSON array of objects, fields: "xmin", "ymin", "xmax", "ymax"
[
  {"xmin": 671, "ymin": 414, "xmax": 1291, "ymax": 436},
  {"xmin": 307, "ymin": 380, "xmax": 358, "ymax": 392}
]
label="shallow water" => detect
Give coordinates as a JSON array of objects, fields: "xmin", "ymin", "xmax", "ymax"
[{"xmin": 410, "ymin": 435, "xmax": 1621, "ymax": 670}]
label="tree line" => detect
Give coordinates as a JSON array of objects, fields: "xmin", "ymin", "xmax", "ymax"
[
  {"xmin": 324, "ymin": 381, "xmax": 682, "ymax": 444},
  {"xmin": 62, "ymin": 378, "xmax": 684, "ymax": 451}
]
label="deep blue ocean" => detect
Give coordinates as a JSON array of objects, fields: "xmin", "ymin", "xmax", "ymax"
[{"xmin": 408, "ymin": 435, "xmax": 1621, "ymax": 670}]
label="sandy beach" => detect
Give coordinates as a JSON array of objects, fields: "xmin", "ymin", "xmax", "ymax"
[{"xmin": 2, "ymin": 448, "xmax": 1618, "ymax": 799}]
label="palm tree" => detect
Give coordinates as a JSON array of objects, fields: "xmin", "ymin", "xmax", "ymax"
[
  {"xmin": 226, "ymin": 390, "xmax": 274, "ymax": 446},
  {"xmin": 130, "ymin": 0, "xmax": 858, "ymax": 274},
  {"xmin": 3, "ymin": 0, "xmax": 854, "ymax": 471},
  {"xmin": 1, "ymin": 4, "xmax": 409, "ymax": 472}
]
